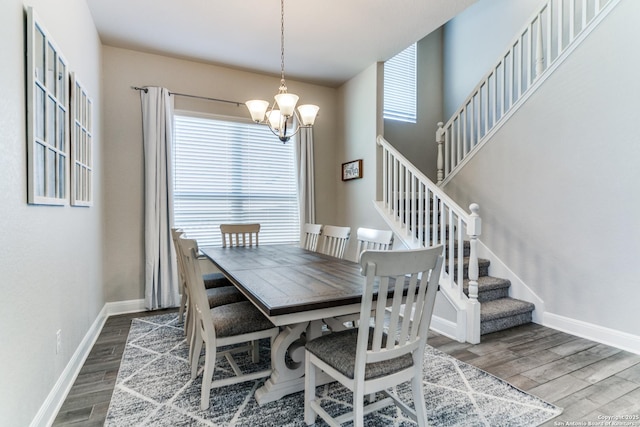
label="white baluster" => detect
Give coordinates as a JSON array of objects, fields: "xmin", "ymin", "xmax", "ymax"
[
  {"xmin": 536, "ymin": 14, "xmax": 545, "ymax": 78},
  {"xmin": 466, "ymin": 203, "xmax": 481, "ymax": 344},
  {"xmin": 436, "ymin": 122, "xmax": 444, "ymax": 184}
]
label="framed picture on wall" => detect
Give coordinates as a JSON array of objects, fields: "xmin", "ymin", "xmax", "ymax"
[
  {"xmin": 70, "ymin": 72, "xmax": 93, "ymax": 206},
  {"xmin": 26, "ymin": 7, "xmax": 69, "ymax": 205},
  {"xmin": 342, "ymin": 159, "xmax": 363, "ymax": 181}
]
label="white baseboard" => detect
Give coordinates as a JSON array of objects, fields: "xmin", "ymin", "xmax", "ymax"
[
  {"xmin": 31, "ymin": 299, "xmax": 148, "ymax": 427},
  {"xmin": 105, "ymin": 298, "xmax": 147, "ymax": 316},
  {"xmin": 31, "ymin": 305, "xmax": 109, "ymax": 427},
  {"xmin": 544, "ymin": 313, "xmax": 640, "ymax": 356},
  {"xmin": 430, "ymin": 315, "xmax": 459, "ymax": 342}
]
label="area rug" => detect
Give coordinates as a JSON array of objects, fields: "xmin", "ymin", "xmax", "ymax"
[{"xmin": 104, "ymin": 313, "xmax": 562, "ymax": 426}]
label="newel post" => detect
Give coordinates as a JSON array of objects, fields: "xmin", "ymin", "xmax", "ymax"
[
  {"xmin": 467, "ymin": 203, "xmax": 481, "ymax": 344},
  {"xmin": 436, "ymin": 122, "xmax": 444, "ymax": 184}
]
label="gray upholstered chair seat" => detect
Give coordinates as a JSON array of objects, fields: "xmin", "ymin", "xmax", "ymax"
[
  {"xmin": 210, "ymin": 301, "xmax": 275, "ymax": 338},
  {"xmin": 305, "ymin": 328, "xmax": 413, "ymax": 380},
  {"xmin": 206, "ymin": 286, "xmax": 245, "ymax": 308},
  {"xmin": 202, "ymin": 272, "xmax": 232, "ymax": 289}
]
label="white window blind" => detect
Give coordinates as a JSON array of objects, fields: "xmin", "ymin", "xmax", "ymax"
[
  {"xmin": 173, "ymin": 113, "xmax": 300, "ymax": 247},
  {"xmin": 384, "ymin": 43, "xmax": 417, "ymax": 123}
]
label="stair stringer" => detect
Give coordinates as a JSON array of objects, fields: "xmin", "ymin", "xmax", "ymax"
[
  {"xmin": 374, "ymin": 200, "xmax": 469, "ymax": 343},
  {"xmin": 476, "ymin": 239, "xmax": 545, "ymax": 324}
]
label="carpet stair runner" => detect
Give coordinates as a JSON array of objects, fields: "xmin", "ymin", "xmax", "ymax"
[{"xmin": 451, "ymin": 240, "xmax": 535, "ymax": 335}]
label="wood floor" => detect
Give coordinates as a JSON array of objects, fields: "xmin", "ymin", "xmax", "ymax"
[{"xmin": 53, "ymin": 310, "xmax": 640, "ymax": 426}]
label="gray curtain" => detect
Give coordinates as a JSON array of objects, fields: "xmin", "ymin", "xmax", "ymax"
[
  {"xmin": 295, "ymin": 127, "xmax": 316, "ymax": 244},
  {"xmin": 140, "ymin": 87, "xmax": 179, "ymax": 310}
]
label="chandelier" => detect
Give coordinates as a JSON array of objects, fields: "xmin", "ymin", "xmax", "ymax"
[{"xmin": 245, "ymin": 0, "xmax": 319, "ymax": 143}]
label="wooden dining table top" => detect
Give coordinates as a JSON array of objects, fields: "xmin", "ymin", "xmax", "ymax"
[{"xmin": 199, "ymin": 244, "xmax": 410, "ymax": 325}]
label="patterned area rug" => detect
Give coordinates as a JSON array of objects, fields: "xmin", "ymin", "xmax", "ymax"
[{"xmin": 105, "ymin": 313, "xmax": 562, "ymax": 426}]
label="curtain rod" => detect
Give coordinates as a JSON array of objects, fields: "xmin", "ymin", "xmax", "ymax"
[{"xmin": 131, "ymin": 86, "xmax": 243, "ymax": 107}]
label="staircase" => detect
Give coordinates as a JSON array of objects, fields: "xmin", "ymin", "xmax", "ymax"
[
  {"xmin": 375, "ymin": 136, "xmax": 534, "ymax": 343},
  {"xmin": 374, "ymin": 0, "xmax": 621, "ymax": 343},
  {"xmin": 455, "ymin": 241, "xmax": 534, "ymax": 335}
]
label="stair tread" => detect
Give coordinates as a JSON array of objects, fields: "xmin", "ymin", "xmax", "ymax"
[
  {"xmin": 463, "ymin": 275, "xmax": 511, "ymax": 291},
  {"xmin": 451, "ymin": 257, "xmax": 491, "ymax": 267},
  {"xmin": 480, "ymin": 297, "xmax": 535, "ymax": 322}
]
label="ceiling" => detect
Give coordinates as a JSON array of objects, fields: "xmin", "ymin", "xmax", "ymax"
[{"xmin": 85, "ymin": 0, "xmax": 475, "ymax": 87}]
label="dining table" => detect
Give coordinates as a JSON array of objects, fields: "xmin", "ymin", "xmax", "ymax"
[{"xmin": 200, "ymin": 244, "xmax": 396, "ymax": 405}]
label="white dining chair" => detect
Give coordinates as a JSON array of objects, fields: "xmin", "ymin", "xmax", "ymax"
[
  {"xmin": 220, "ymin": 223, "xmax": 260, "ymax": 247},
  {"xmin": 171, "ymin": 229, "xmax": 245, "ymax": 358},
  {"xmin": 356, "ymin": 227, "xmax": 394, "ymax": 257},
  {"xmin": 304, "ymin": 246, "xmax": 444, "ymax": 427},
  {"xmin": 178, "ymin": 237, "xmax": 279, "ymax": 410},
  {"xmin": 302, "ymin": 223, "xmax": 323, "ymax": 251},
  {"xmin": 318, "ymin": 225, "xmax": 351, "ymax": 259}
]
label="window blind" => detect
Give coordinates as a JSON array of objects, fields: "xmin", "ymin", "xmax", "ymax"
[
  {"xmin": 384, "ymin": 43, "xmax": 417, "ymax": 123},
  {"xmin": 173, "ymin": 114, "xmax": 300, "ymax": 247}
]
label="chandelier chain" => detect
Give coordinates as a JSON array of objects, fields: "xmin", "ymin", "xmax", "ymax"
[{"xmin": 280, "ymin": 0, "xmax": 286, "ymax": 85}]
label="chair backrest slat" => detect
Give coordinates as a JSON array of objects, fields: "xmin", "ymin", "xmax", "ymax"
[
  {"xmin": 319, "ymin": 225, "xmax": 351, "ymax": 259},
  {"xmin": 220, "ymin": 223, "xmax": 260, "ymax": 248},
  {"xmin": 356, "ymin": 227, "xmax": 394, "ymax": 259},
  {"xmin": 355, "ymin": 246, "xmax": 443, "ymax": 372},
  {"xmin": 302, "ymin": 223, "xmax": 322, "ymax": 251}
]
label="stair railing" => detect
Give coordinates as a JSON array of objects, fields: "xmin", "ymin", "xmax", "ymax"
[
  {"xmin": 437, "ymin": 0, "xmax": 619, "ymax": 184},
  {"xmin": 377, "ymin": 135, "xmax": 481, "ymax": 343}
]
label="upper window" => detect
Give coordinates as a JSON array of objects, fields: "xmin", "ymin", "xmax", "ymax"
[
  {"xmin": 172, "ymin": 113, "xmax": 300, "ymax": 247},
  {"xmin": 384, "ymin": 43, "xmax": 417, "ymax": 123}
]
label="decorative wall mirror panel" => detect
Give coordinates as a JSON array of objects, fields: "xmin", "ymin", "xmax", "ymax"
[
  {"xmin": 26, "ymin": 7, "xmax": 69, "ymax": 205},
  {"xmin": 70, "ymin": 73, "xmax": 93, "ymax": 206}
]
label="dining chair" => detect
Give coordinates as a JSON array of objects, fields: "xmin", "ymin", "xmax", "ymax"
[
  {"xmin": 171, "ymin": 228, "xmax": 245, "ymax": 354},
  {"xmin": 302, "ymin": 223, "xmax": 323, "ymax": 251},
  {"xmin": 356, "ymin": 227, "xmax": 394, "ymax": 256},
  {"xmin": 178, "ymin": 237, "xmax": 279, "ymax": 410},
  {"xmin": 220, "ymin": 223, "xmax": 260, "ymax": 247},
  {"xmin": 304, "ymin": 245, "xmax": 444, "ymax": 427},
  {"xmin": 318, "ymin": 225, "xmax": 351, "ymax": 259}
]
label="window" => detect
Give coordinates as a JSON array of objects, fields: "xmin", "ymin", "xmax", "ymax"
[
  {"xmin": 384, "ymin": 43, "xmax": 417, "ymax": 123},
  {"xmin": 172, "ymin": 113, "xmax": 300, "ymax": 247}
]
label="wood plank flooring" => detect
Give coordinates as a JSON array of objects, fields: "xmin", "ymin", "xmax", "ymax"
[{"xmin": 53, "ymin": 311, "xmax": 640, "ymax": 426}]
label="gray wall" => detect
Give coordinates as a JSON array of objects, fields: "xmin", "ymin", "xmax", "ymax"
[
  {"xmin": 102, "ymin": 46, "xmax": 340, "ymax": 302},
  {"xmin": 443, "ymin": 0, "xmax": 542, "ymax": 118},
  {"xmin": 336, "ymin": 63, "xmax": 390, "ymax": 261},
  {"xmin": 383, "ymin": 29, "xmax": 444, "ymax": 182},
  {"xmin": 0, "ymin": 0, "xmax": 103, "ymax": 425},
  {"xmin": 443, "ymin": 0, "xmax": 640, "ymax": 337}
]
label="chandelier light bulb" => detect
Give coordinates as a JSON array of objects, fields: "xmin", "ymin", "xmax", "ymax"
[
  {"xmin": 245, "ymin": 100, "xmax": 270, "ymax": 122},
  {"xmin": 274, "ymin": 93, "xmax": 299, "ymax": 117},
  {"xmin": 297, "ymin": 104, "xmax": 320, "ymax": 126},
  {"xmin": 266, "ymin": 109, "xmax": 282, "ymax": 131}
]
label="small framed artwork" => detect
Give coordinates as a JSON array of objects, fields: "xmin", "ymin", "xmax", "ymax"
[{"xmin": 342, "ymin": 159, "xmax": 363, "ymax": 181}]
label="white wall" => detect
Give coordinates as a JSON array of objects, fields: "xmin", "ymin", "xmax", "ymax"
[
  {"xmin": 443, "ymin": 0, "xmax": 640, "ymax": 338},
  {"xmin": 443, "ymin": 0, "xmax": 542, "ymax": 117},
  {"xmin": 384, "ymin": 29, "xmax": 444, "ymax": 182},
  {"xmin": 102, "ymin": 46, "xmax": 340, "ymax": 302},
  {"xmin": 0, "ymin": 0, "xmax": 103, "ymax": 425},
  {"xmin": 335, "ymin": 63, "xmax": 391, "ymax": 261}
]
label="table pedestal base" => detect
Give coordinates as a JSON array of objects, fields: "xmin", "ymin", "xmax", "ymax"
[{"xmin": 255, "ymin": 320, "xmax": 330, "ymax": 405}]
